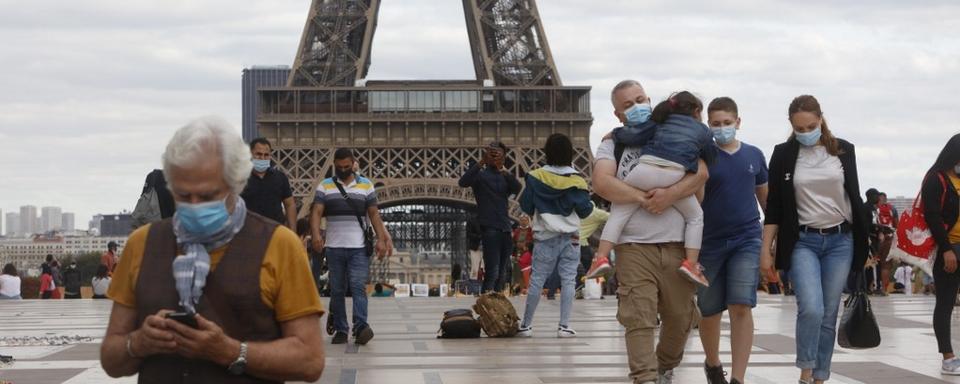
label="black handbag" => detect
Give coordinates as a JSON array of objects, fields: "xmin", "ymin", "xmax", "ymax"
[
  {"xmin": 333, "ymin": 180, "xmax": 375, "ymax": 257},
  {"xmin": 838, "ymin": 272, "xmax": 881, "ymax": 349}
]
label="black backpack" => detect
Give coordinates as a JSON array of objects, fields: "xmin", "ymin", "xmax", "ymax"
[{"xmin": 437, "ymin": 309, "xmax": 481, "ymax": 339}]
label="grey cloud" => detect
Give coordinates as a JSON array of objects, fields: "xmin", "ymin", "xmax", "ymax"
[{"xmin": 2, "ymin": 0, "xmax": 959, "ymax": 224}]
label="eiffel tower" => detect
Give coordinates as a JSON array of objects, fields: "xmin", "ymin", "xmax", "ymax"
[{"xmin": 255, "ymin": 0, "xmax": 593, "ymax": 278}]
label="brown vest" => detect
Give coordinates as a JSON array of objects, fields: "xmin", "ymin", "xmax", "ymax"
[{"xmin": 135, "ymin": 213, "xmax": 282, "ymax": 384}]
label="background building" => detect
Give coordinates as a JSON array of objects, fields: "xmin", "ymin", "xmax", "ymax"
[
  {"xmin": 383, "ymin": 249, "xmax": 453, "ymax": 285},
  {"xmin": 0, "ymin": 208, "xmax": 3, "ymax": 236},
  {"xmin": 19, "ymin": 205, "xmax": 38, "ymax": 236},
  {"xmin": 888, "ymin": 196, "xmax": 913, "ymax": 219},
  {"xmin": 95, "ymin": 213, "xmax": 134, "ymax": 237},
  {"xmin": 0, "ymin": 234, "xmax": 126, "ymax": 275},
  {"xmin": 41, "ymin": 206, "xmax": 63, "ymax": 232},
  {"xmin": 5, "ymin": 212, "xmax": 19, "ymax": 237},
  {"xmin": 62, "ymin": 212, "xmax": 75, "ymax": 232},
  {"xmin": 242, "ymin": 65, "xmax": 290, "ymax": 142}
]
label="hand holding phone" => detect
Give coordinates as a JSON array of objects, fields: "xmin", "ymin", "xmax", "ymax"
[{"xmin": 165, "ymin": 312, "xmax": 198, "ymax": 328}]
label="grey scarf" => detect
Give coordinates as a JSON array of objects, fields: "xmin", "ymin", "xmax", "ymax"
[{"xmin": 171, "ymin": 197, "xmax": 247, "ymax": 314}]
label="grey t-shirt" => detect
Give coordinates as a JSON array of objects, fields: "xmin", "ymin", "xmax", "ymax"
[{"xmin": 595, "ymin": 139, "xmax": 685, "ymax": 244}]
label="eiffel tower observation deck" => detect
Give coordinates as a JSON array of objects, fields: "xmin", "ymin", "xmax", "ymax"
[{"xmin": 254, "ymin": 0, "xmax": 594, "ymax": 274}]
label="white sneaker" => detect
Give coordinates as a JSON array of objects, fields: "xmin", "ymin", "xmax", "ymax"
[
  {"xmin": 516, "ymin": 325, "xmax": 533, "ymax": 338},
  {"xmin": 657, "ymin": 369, "xmax": 674, "ymax": 384},
  {"xmin": 557, "ymin": 325, "xmax": 576, "ymax": 338},
  {"xmin": 943, "ymin": 357, "xmax": 960, "ymax": 375}
]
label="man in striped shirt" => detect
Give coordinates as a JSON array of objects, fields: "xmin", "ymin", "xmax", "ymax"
[{"xmin": 310, "ymin": 148, "xmax": 393, "ymax": 346}]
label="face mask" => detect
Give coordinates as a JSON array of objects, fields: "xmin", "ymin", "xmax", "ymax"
[
  {"xmin": 176, "ymin": 197, "xmax": 229, "ymax": 237},
  {"xmin": 335, "ymin": 168, "xmax": 353, "ymax": 181},
  {"xmin": 795, "ymin": 126, "xmax": 822, "ymax": 146},
  {"xmin": 252, "ymin": 159, "xmax": 270, "ymax": 173},
  {"xmin": 712, "ymin": 125, "xmax": 737, "ymax": 145},
  {"xmin": 624, "ymin": 103, "xmax": 652, "ymax": 125}
]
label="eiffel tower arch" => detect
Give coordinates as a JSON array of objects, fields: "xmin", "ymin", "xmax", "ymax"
[{"xmin": 256, "ymin": 0, "xmax": 593, "ymax": 280}]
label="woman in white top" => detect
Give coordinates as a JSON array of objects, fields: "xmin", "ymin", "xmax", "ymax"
[
  {"xmin": 761, "ymin": 95, "xmax": 869, "ymax": 384},
  {"xmin": 91, "ymin": 264, "xmax": 111, "ymax": 299},
  {"xmin": 0, "ymin": 263, "xmax": 22, "ymax": 299}
]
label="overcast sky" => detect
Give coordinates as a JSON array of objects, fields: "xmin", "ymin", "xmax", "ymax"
[{"xmin": 1, "ymin": 0, "xmax": 958, "ymax": 229}]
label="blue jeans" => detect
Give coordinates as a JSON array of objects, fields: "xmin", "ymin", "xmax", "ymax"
[
  {"xmin": 697, "ymin": 235, "xmax": 761, "ymax": 317},
  {"xmin": 481, "ymin": 228, "xmax": 513, "ymax": 293},
  {"xmin": 327, "ymin": 247, "xmax": 370, "ymax": 334},
  {"xmin": 790, "ymin": 231, "xmax": 853, "ymax": 381},
  {"xmin": 522, "ymin": 234, "xmax": 579, "ymax": 328}
]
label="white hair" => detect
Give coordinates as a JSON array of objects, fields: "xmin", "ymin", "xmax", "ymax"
[
  {"xmin": 162, "ymin": 116, "xmax": 252, "ymax": 195},
  {"xmin": 611, "ymin": 79, "xmax": 643, "ymax": 105}
]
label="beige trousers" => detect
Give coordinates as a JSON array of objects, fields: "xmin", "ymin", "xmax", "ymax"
[{"xmin": 615, "ymin": 243, "xmax": 701, "ymax": 383}]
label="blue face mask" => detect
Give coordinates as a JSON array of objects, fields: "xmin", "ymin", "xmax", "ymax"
[
  {"xmin": 252, "ymin": 159, "xmax": 270, "ymax": 173},
  {"xmin": 795, "ymin": 126, "xmax": 822, "ymax": 146},
  {"xmin": 624, "ymin": 103, "xmax": 652, "ymax": 125},
  {"xmin": 712, "ymin": 125, "xmax": 737, "ymax": 145},
  {"xmin": 176, "ymin": 198, "xmax": 229, "ymax": 237}
]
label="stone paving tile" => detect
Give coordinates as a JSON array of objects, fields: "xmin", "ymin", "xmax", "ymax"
[{"xmin": 2, "ymin": 295, "xmax": 960, "ymax": 383}]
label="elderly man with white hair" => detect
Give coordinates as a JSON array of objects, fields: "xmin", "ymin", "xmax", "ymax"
[{"xmin": 100, "ymin": 117, "xmax": 326, "ymax": 383}]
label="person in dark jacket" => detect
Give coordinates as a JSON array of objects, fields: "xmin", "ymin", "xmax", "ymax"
[
  {"xmin": 62, "ymin": 260, "xmax": 83, "ymax": 299},
  {"xmin": 760, "ymin": 95, "xmax": 868, "ymax": 384},
  {"xmin": 923, "ymin": 134, "xmax": 960, "ymax": 375},
  {"xmin": 458, "ymin": 141, "xmax": 522, "ymax": 293}
]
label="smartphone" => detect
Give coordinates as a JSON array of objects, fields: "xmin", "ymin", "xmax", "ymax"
[{"xmin": 165, "ymin": 312, "xmax": 198, "ymax": 328}]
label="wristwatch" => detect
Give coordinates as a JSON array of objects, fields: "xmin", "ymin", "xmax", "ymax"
[{"xmin": 227, "ymin": 341, "xmax": 248, "ymax": 375}]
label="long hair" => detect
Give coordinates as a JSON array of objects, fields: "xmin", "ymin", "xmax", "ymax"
[
  {"xmin": 929, "ymin": 133, "xmax": 960, "ymax": 175},
  {"xmin": 651, "ymin": 91, "xmax": 702, "ymax": 124},
  {"xmin": 788, "ymin": 95, "xmax": 842, "ymax": 156},
  {"xmin": 96, "ymin": 264, "xmax": 109, "ymax": 280}
]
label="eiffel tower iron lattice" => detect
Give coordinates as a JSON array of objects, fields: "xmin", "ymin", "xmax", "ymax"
[{"xmin": 257, "ymin": 0, "xmax": 594, "ymax": 282}]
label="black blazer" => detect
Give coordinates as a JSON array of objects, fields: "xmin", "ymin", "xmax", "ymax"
[{"xmin": 764, "ymin": 138, "xmax": 869, "ymax": 272}]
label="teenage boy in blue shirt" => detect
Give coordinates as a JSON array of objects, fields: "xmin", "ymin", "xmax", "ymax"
[{"xmin": 698, "ymin": 97, "xmax": 769, "ymax": 384}]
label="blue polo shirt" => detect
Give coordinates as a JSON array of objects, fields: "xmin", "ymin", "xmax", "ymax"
[{"xmin": 701, "ymin": 142, "xmax": 768, "ymax": 245}]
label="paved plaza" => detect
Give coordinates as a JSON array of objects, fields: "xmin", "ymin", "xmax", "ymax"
[{"xmin": 1, "ymin": 293, "xmax": 959, "ymax": 383}]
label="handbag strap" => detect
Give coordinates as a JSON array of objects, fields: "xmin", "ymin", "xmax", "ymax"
[
  {"xmin": 333, "ymin": 180, "xmax": 370, "ymax": 233},
  {"xmin": 913, "ymin": 172, "xmax": 949, "ymax": 211},
  {"xmin": 854, "ymin": 270, "xmax": 868, "ymax": 293}
]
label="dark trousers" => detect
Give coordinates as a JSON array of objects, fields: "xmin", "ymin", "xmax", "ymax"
[
  {"xmin": 481, "ymin": 228, "xmax": 513, "ymax": 293},
  {"xmin": 546, "ymin": 267, "xmax": 560, "ymax": 297},
  {"xmin": 934, "ymin": 243, "xmax": 960, "ymax": 353},
  {"xmin": 64, "ymin": 293, "xmax": 81, "ymax": 299},
  {"xmin": 577, "ymin": 245, "xmax": 593, "ymax": 290}
]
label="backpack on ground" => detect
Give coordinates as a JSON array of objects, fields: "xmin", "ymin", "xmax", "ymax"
[
  {"xmin": 473, "ymin": 292, "xmax": 519, "ymax": 337},
  {"xmin": 437, "ymin": 308, "xmax": 481, "ymax": 339}
]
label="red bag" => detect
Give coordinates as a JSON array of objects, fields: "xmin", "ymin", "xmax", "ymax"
[{"xmin": 892, "ymin": 173, "xmax": 947, "ymax": 273}]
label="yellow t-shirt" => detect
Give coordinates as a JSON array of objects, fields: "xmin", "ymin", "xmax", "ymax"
[
  {"xmin": 108, "ymin": 223, "xmax": 324, "ymax": 323},
  {"xmin": 949, "ymin": 173, "xmax": 960, "ymax": 243},
  {"xmin": 579, "ymin": 205, "xmax": 610, "ymax": 243}
]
